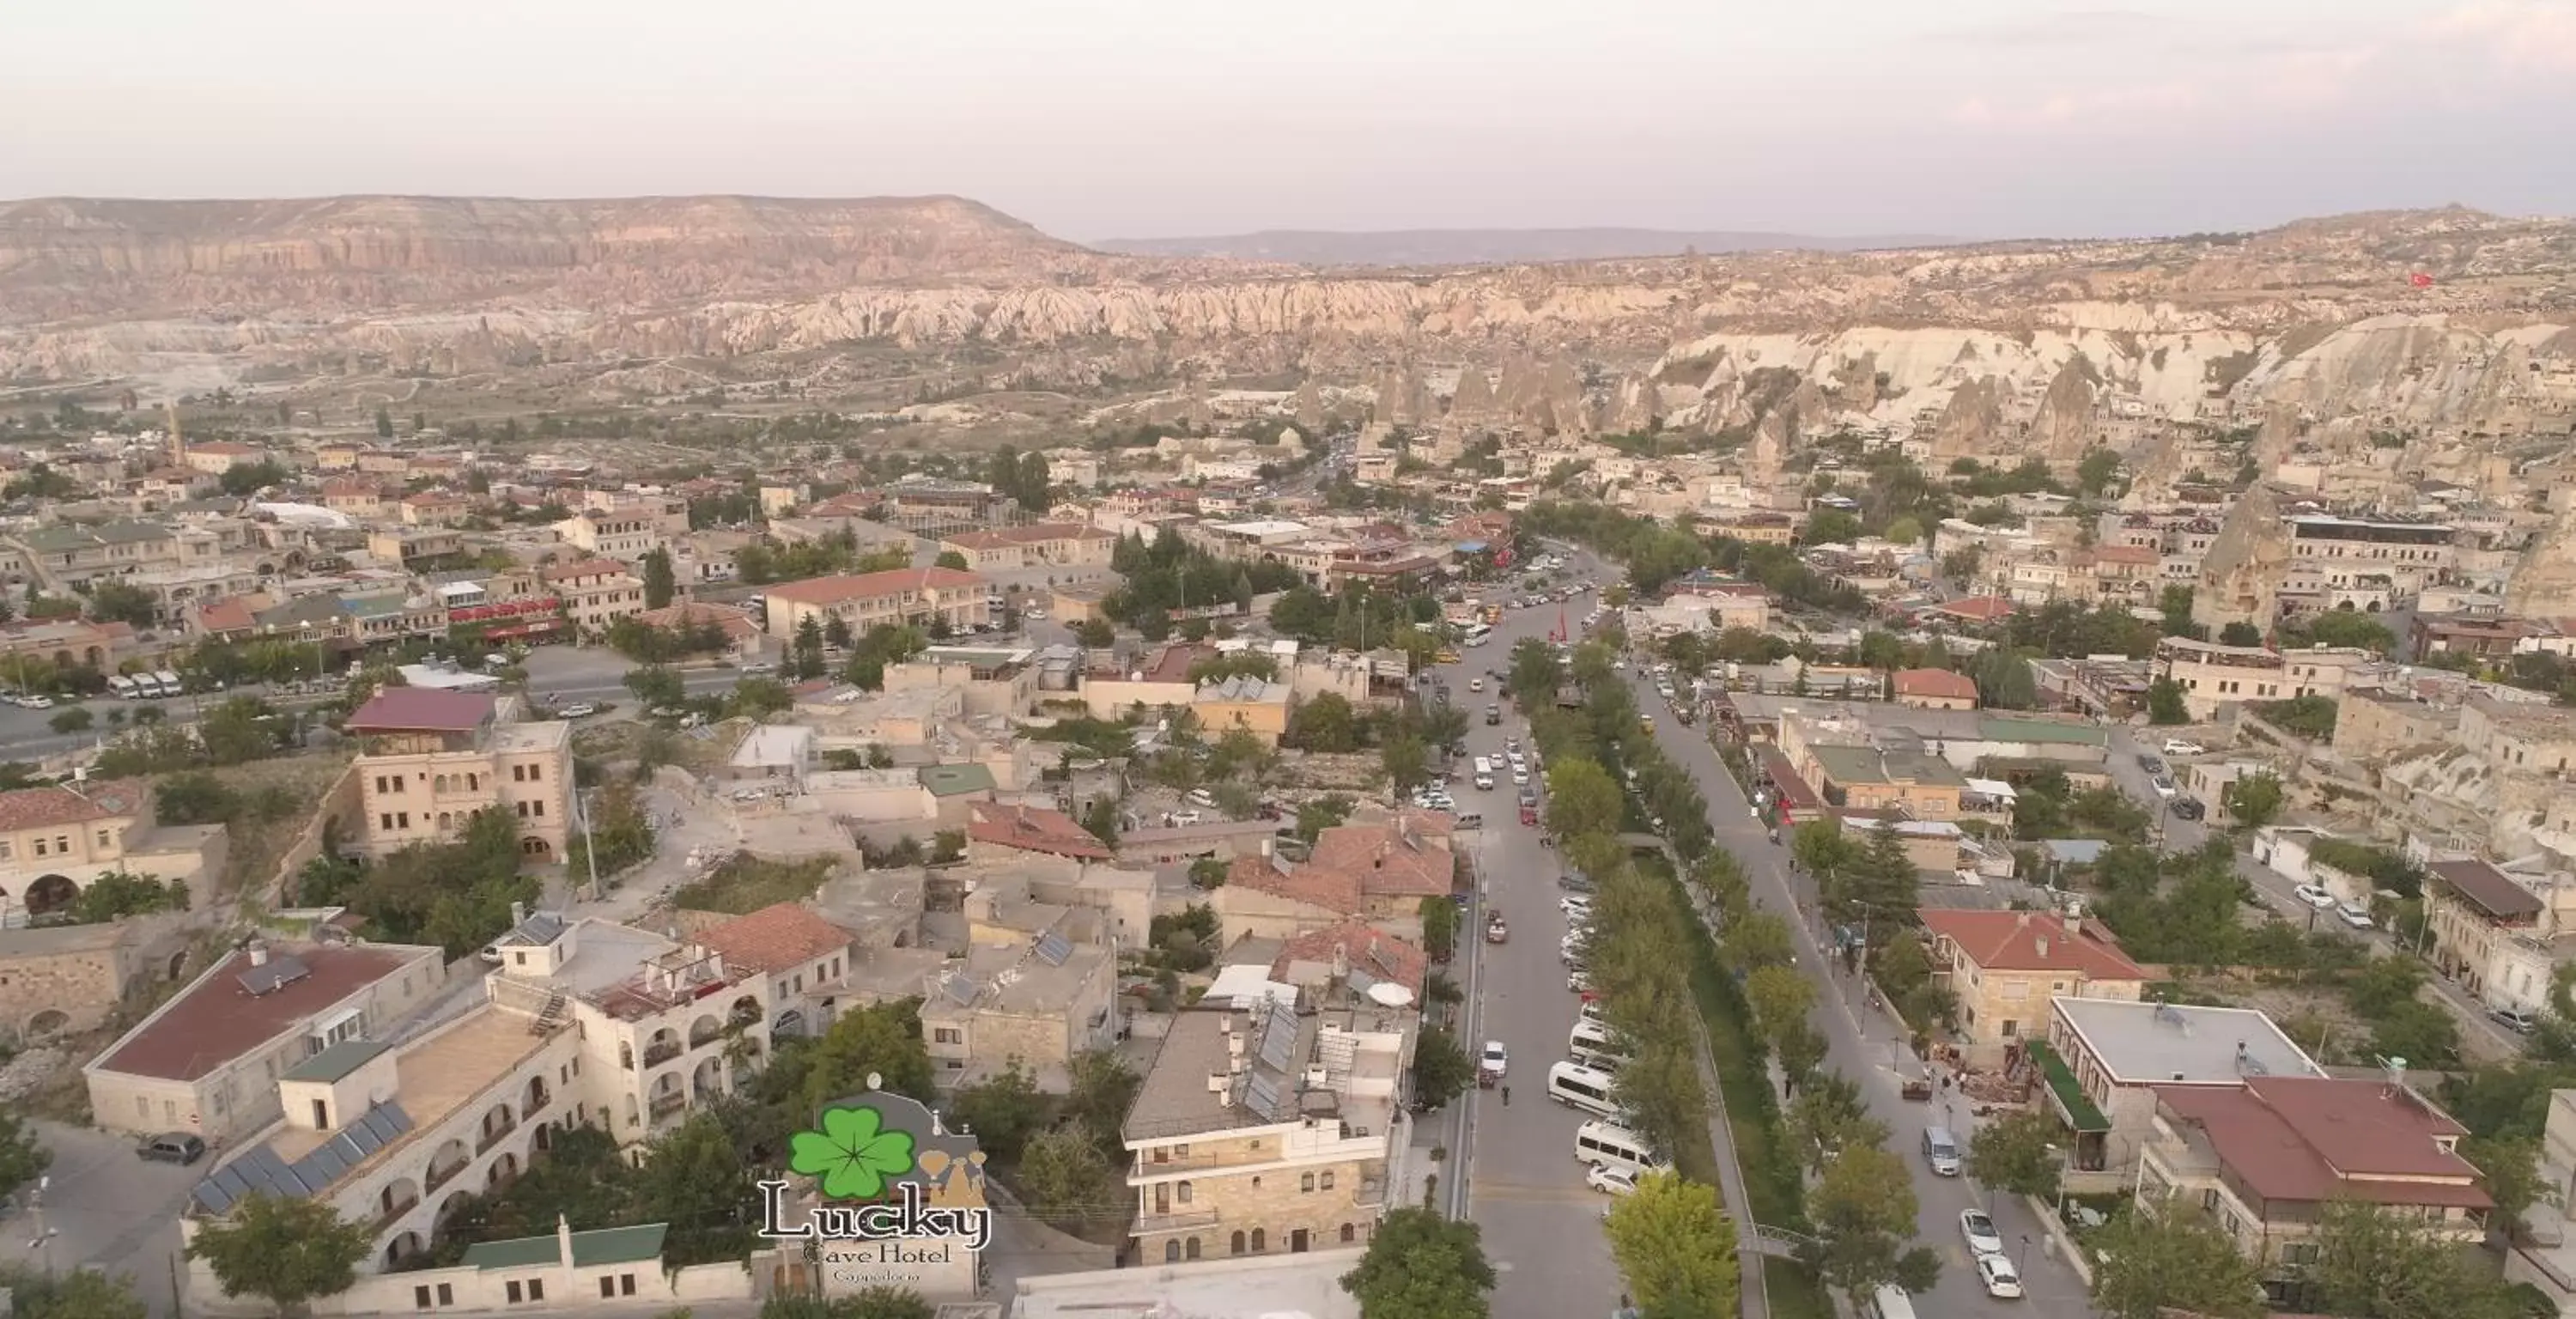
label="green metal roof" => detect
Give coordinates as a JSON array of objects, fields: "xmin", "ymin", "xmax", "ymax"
[
  {"xmin": 918, "ymin": 763, "xmax": 996, "ymax": 797},
  {"xmin": 1977, "ymin": 716, "xmax": 2109, "ymax": 747},
  {"xmin": 461, "ymin": 1223, "xmax": 668, "ymax": 1271},
  {"xmin": 1807, "ymin": 745, "xmax": 1967, "ymax": 789},
  {"xmin": 280, "ymin": 1039, "xmax": 391, "ymax": 1084},
  {"xmin": 2026, "ymin": 1039, "xmax": 2111, "ymax": 1133}
]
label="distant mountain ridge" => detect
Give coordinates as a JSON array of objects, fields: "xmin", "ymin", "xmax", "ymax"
[{"xmin": 1089, "ymin": 227, "xmax": 1965, "ymax": 265}]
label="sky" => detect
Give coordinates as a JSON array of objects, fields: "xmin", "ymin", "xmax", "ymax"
[{"xmin": 3, "ymin": 0, "xmax": 2573, "ymax": 242}]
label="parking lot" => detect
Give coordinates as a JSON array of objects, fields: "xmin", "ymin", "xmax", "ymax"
[{"xmin": 0, "ymin": 1120, "xmax": 204, "ymax": 1313}]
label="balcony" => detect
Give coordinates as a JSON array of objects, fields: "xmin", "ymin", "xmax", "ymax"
[
  {"xmin": 374, "ymin": 1196, "xmax": 421, "ymax": 1231},
  {"xmin": 649, "ymin": 1091, "xmax": 689, "ymax": 1119},
  {"xmin": 1133, "ymin": 1209, "xmax": 1221, "ymax": 1235},
  {"xmin": 642, "ymin": 1039, "xmax": 683, "ymax": 1067},
  {"xmin": 425, "ymin": 1161, "xmax": 466, "ymax": 1194},
  {"xmin": 476, "ymin": 1117, "xmax": 518, "ymax": 1156}
]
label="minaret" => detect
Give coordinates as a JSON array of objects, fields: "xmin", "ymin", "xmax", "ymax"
[{"xmin": 165, "ymin": 401, "xmax": 185, "ymax": 470}]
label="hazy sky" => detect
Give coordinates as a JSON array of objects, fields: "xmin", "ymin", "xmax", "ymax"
[{"xmin": 4, "ymin": 0, "xmax": 2573, "ymax": 241}]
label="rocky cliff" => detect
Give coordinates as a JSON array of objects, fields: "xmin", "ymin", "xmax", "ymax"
[{"xmin": 4, "ymin": 197, "xmax": 2576, "ymax": 461}]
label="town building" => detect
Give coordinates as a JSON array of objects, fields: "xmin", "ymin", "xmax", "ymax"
[
  {"xmin": 1918, "ymin": 909, "xmax": 2150, "ymax": 1065},
  {"xmin": 1890, "ymin": 668, "xmax": 1979, "ymax": 711},
  {"xmin": 2421, "ymin": 856, "xmax": 2576, "ymax": 1015},
  {"xmin": 0, "ymin": 778, "xmax": 228, "ymax": 923},
  {"xmin": 344, "ymin": 689, "xmax": 574, "ymax": 861},
  {"xmin": 2027, "ymin": 998, "xmax": 2321, "ymax": 1188},
  {"xmin": 540, "ymin": 557, "xmax": 651, "ymax": 634},
  {"xmin": 761, "ymin": 566, "xmax": 990, "ymax": 639},
  {"xmin": 939, "ymin": 523, "xmax": 1116, "ymax": 571},
  {"xmin": 2150, "ymin": 637, "xmax": 2373, "ymax": 721}
]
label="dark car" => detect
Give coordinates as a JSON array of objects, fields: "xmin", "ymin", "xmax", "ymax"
[
  {"xmin": 2170, "ymin": 797, "xmax": 2206, "ymax": 821},
  {"xmin": 137, "ymin": 1132, "xmax": 206, "ymax": 1165},
  {"xmin": 2136, "ymin": 754, "xmax": 2168, "ymax": 776},
  {"xmin": 1485, "ymin": 704, "xmax": 1503, "ymax": 726}
]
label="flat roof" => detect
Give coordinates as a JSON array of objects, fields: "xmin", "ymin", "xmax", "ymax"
[
  {"xmin": 264, "ymin": 1003, "xmax": 554, "ymax": 1170},
  {"xmin": 1125, "ymin": 1012, "xmax": 1260, "ymax": 1140},
  {"xmin": 95, "ymin": 945, "xmax": 423, "ymax": 1082},
  {"xmin": 1012, "ymin": 1249, "xmax": 1364, "ymax": 1319},
  {"xmin": 280, "ymin": 1039, "xmax": 391, "ymax": 1084},
  {"xmin": 2054, "ymin": 998, "xmax": 2322, "ymax": 1085}
]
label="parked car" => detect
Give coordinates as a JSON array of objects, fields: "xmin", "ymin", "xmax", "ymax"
[
  {"xmin": 2170, "ymin": 797, "xmax": 2206, "ymax": 821},
  {"xmin": 1479, "ymin": 1041, "xmax": 1508, "ymax": 1084},
  {"xmin": 2336, "ymin": 901, "xmax": 2375, "ymax": 930},
  {"xmin": 137, "ymin": 1132, "xmax": 206, "ymax": 1165},
  {"xmin": 1975, "ymin": 1252, "xmax": 2024, "ymax": 1300},
  {"xmin": 1960, "ymin": 1208, "xmax": 2006, "ymax": 1257},
  {"xmin": 2161, "ymin": 739, "xmax": 2207, "ymax": 757},
  {"xmin": 2149, "ymin": 775, "xmax": 2178, "ymax": 799},
  {"xmin": 556, "ymin": 702, "xmax": 599, "ymax": 719},
  {"xmin": 2293, "ymin": 884, "xmax": 2338, "ymax": 909},
  {"xmin": 1586, "ymin": 1164, "xmax": 1640, "ymax": 1196},
  {"xmin": 2136, "ymin": 753, "xmax": 2167, "ymax": 775},
  {"xmin": 2492, "ymin": 1006, "xmax": 2541, "ymax": 1033}
]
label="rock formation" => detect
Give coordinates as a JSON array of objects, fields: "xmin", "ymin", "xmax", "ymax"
[{"xmin": 2193, "ymin": 483, "xmax": 2294, "ymax": 635}]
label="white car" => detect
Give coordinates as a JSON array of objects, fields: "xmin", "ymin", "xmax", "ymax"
[
  {"xmin": 1023, "ymin": 608, "xmax": 1048, "ymax": 621},
  {"xmin": 1586, "ymin": 1164, "xmax": 1640, "ymax": 1196},
  {"xmin": 1960, "ymin": 1209, "xmax": 2005, "ymax": 1257},
  {"xmin": 2293, "ymin": 884, "xmax": 2337, "ymax": 910},
  {"xmin": 2161, "ymin": 739, "xmax": 2206, "ymax": 757},
  {"xmin": 1468, "ymin": 678, "xmax": 1486, "ymax": 692},
  {"xmin": 1975, "ymin": 1252, "xmax": 2023, "ymax": 1300},
  {"xmin": 1479, "ymin": 1041, "xmax": 1508, "ymax": 1080},
  {"xmin": 22, "ymin": 694, "xmax": 54, "ymax": 709},
  {"xmin": 2336, "ymin": 901, "xmax": 2375, "ymax": 930},
  {"xmin": 556, "ymin": 702, "xmax": 599, "ymax": 719}
]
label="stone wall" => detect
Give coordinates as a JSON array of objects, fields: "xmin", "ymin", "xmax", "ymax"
[{"xmin": 0, "ymin": 911, "xmax": 193, "ymax": 1045}]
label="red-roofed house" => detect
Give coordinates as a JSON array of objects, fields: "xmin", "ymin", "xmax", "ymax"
[
  {"xmin": 1222, "ymin": 813, "xmax": 1459, "ymax": 930},
  {"xmin": 629, "ymin": 601, "xmax": 764, "ymax": 662},
  {"xmin": 1891, "ymin": 667, "xmax": 1980, "ymax": 711},
  {"xmin": 1273, "ymin": 920, "xmax": 1428, "ymax": 1000},
  {"xmin": 1931, "ymin": 594, "xmax": 2014, "ymax": 626},
  {"xmin": 345, "ymin": 690, "xmax": 572, "ymax": 860},
  {"xmin": 400, "ymin": 489, "xmax": 473, "ymax": 528},
  {"xmin": 0, "ymin": 778, "xmax": 228, "ymax": 922},
  {"xmin": 1920, "ymin": 909, "xmax": 2148, "ymax": 1061},
  {"xmin": 939, "ymin": 523, "xmax": 1115, "ymax": 571},
  {"xmin": 2138, "ymin": 1076, "xmax": 2490, "ymax": 1283},
  {"xmin": 693, "ymin": 903, "xmax": 856, "ymax": 1036},
  {"xmin": 762, "ymin": 567, "xmax": 988, "ymax": 639},
  {"xmin": 539, "ymin": 557, "xmax": 648, "ymax": 633},
  {"xmin": 967, "ymin": 802, "xmax": 1114, "ymax": 863}
]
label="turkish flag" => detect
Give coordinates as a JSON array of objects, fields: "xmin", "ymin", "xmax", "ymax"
[{"xmin": 2410, "ymin": 271, "xmax": 2435, "ymax": 288}]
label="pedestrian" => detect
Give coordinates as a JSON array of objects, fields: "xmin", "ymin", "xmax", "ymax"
[{"xmin": 1501, "ymin": 1085, "xmax": 1511, "ymax": 1106}]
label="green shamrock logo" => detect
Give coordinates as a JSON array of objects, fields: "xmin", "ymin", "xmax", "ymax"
[{"xmin": 788, "ymin": 1104, "xmax": 918, "ymax": 1200}]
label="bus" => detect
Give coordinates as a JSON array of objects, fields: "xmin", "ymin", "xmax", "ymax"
[{"xmin": 1461, "ymin": 623, "xmax": 1492, "ymax": 647}]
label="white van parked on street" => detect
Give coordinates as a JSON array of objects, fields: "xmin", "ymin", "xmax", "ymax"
[
  {"xmin": 1546, "ymin": 1061, "xmax": 1620, "ymax": 1116},
  {"xmin": 1572, "ymin": 1120, "xmax": 1666, "ymax": 1175}
]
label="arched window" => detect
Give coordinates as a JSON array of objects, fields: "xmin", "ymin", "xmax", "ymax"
[
  {"xmin": 1230, "ymin": 1231, "xmax": 1245, "ymax": 1255},
  {"xmin": 1176, "ymin": 1181, "xmax": 1193, "ymax": 1204},
  {"xmin": 1184, "ymin": 1237, "xmax": 1201, "ymax": 1261},
  {"xmin": 1340, "ymin": 1223, "xmax": 1356, "ymax": 1244},
  {"xmin": 1321, "ymin": 1170, "xmax": 1335, "ymax": 1191},
  {"xmin": 1163, "ymin": 1241, "xmax": 1179, "ymax": 1263},
  {"xmin": 1250, "ymin": 1228, "xmax": 1265, "ymax": 1253}
]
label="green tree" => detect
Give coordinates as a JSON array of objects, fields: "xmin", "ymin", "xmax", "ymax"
[
  {"xmin": 185, "ymin": 1192, "xmax": 373, "ymax": 1314},
  {"xmin": 2222, "ymin": 772, "xmax": 2283, "ymax": 828},
  {"xmin": 1964, "ymin": 1108, "xmax": 2062, "ymax": 1199},
  {"xmin": 2218, "ymin": 621, "xmax": 2263, "ymax": 647},
  {"xmin": 1720, "ymin": 909, "xmax": 1795, "ymax": 973},
  {"xmin": 933, "ymin": 550, "xmax": 969, "ymax": 571},
  {"xmin": 1012, "ymin": 1122, "xmax": 1119, "ymax": 1219},
  {"xmin": 1419, "ymin": 895, "xmax": 1458, "ymax": 963},
  {"xmin": 1801, "ymin": 1143, "xmax": 1941, "ymax": 1304},
  {"xmin": 1602, "ymin": 1170, "xmax": 1741, "ymax": 1319},
  {"xmin": 1744, "ymin": 963, "xmax": 1817, "ymax": 1053},
  {"xmin": 1546, "ymin": 757, "xmax": 1625, "ymax": 843},
  {"xmin": 1785, "ymin": 1072, "xmax": 1889, "ymax": 1174},
  {"xmin": 2306, "ymin": 1198, "xmax": 2516, "ymax": 1319},
  {"xmin": 1884, "ymin": 515, "xmax": 1923, "ymax": 546},
  {"xmin": 1059, "ymin": 1050, "xmax": 1141, "ymax": 1158},
  {"xmin": 47, "ymin": 707, "xmax": 93, "ymax": 734},
  {"xmin": 801, "ymin": 1000, "xmax": 934, "ymax": 1111},
  {"xmin": 2157, "ymin": 586, "xmax": 2199, "ymax": 638},
  {"xmin": 1382, "ymin": 734, "xmax": 1431, "ymax": 795},
  {"xmin": 1508, "ymin": 639, "xmax": 1562, "ymax": 709},
  {"xmin": 0, "ymin": 1108, "xmax": 52, "ymax": 1202},
  {"xmin": 86, "ymin": 580, "xmax": 159, "ymax": 628},
  {"xmin": 630, "ymin": 1112, "xmax": 756, "ymax": 1261},
  {"xmin": 1410, "ymin": 1024, "xmax": 1478, "ymax": 1110},
  {"xmin": 1340, "ymin": 1207, "xmax": 1496, "ymax": 1319},
  {"xmin": 2146, "ymin": 676, "xmax": 2190, "ymax": 725},
  {"xmin": 1072, "ymin": 617, "xmax": 1114, "ymax": 647},
  {"xmin": 623, "ymin": 663, "xmax": 686, "ymax": 711},
  {"xmin": 1285, "ymin": 691, "xmax": 1361, "ymax": 752},
  {"xmin": 640, "ymin": 548, "xmax": 677, "ymax": 609},
  {"xmin": 374, "ymin": 407, "xmax": 393, "ymax": 437},
  {"xmin": 0, "ymin": 1265, "xmax": 149, "ymax": 1319},
  {"xmin": 2088, "ymin": 1204, "xmax": 2263, "ymax": 1319},
  {"xmin": 2301, "ymin": 610, "xmax": 2397, "ymax": 655},
  {"xmin": 946, "ymin": 1061, "xmax": 1048, "ymax": 1164},
  {"xmin": 2077, "ymin": 447, "xmax": 2123, "ymax": 497}
]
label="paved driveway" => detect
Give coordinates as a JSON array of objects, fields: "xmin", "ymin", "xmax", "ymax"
[{"xmin": 0, "ymin": 1120, "xmax": 201, "ymax": 1314}]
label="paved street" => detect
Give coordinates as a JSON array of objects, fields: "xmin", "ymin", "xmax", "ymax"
[
  {"xmin": 1423, "ymin": 595, "xmax": 1630, "ymax": 1319},
  {"xmin": 0, "ymin": 1120, "xmax": 201, "ymax": 1316},
  {"xmin": 1634, "ymin": 679, "xmax": 2086, "ymax": 1316}
]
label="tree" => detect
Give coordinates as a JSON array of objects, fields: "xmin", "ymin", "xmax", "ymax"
[
  {"xmin": 1884, "ymin": 515, "xmax": 1923, "ymax": 546},
  {"xmin": 1012, "ymin": 1123, "xmax": 1119, "ymax": 1219},
  {"xmin": 86, "ymin": 580, "xmax": 159, "ymax": 628},
  {"xmin": 1744, "ymin": 963, "xmax": 1817, "ymax": 1053},
  {"xmin": 1964, "ymin": 1108, "xmax": 2061, "ymax": 1200},
  {"xmin": 934, "ymin": 550, "xmax": 969, "ymax": 571},
  {"xmin": 1419, "ymin": 895, "xmax": 1458, "ymax": 963},
  {"xmin": 1546, "ymin": 758, "xmax": 1625, "ymax": 843},
  {"xmin": 946, "ymin": 1061, "xmax": 1048, "ymax": 1164},
  {"xmin": 2306, "ymin": 1198, "xmax": 2520, "ymax": 1319},
  {"xmin": 1785, "ymin": 1072, "xmax": 1889, "ymax": 1174},
  {"xmin": 2077, "ymin": 447, "xmax": 2123, "ymax": 497},
  {"xmin": 185, "ymin": 1192, "xmax": 372, "ymax": 1313},
  {"xmin": 629, "ymin": 1112, "xmax": 756, "ymax": 1261},
  {"xmin": 1382, "ymin": 734, "xmax": 1431, "ymax": 795},
  {"xmin": 0, "ymin": 1108, "xmax": 51, "ymax": 1203},
  {"xmin": 1340, "ymin": 1207, "xmax": 1496, "ymax": 1319},
  {"xmin": 624, "ymin": 664, "xmax": 685, "ymax": 711},
  {"xmin": 2146, "ymin": 676, "xmax": 2190, "ymax": 725},
  {"xmin": 801, "ymin": 1000, "xmax": 935, "ymax": 1112},
  {"xmin": 0, "ymin": 1265, "xmax": 149, "ymax": 1319},
  {"xmin": 1072, "ymin": 617, "xmax": 1114, "ymax": 647},
  {"xmin": 1410, "ymin": 1024, "xmax": 1477, "ymax": 1110},
  {"xmin": 640, "ymin": 548, "xmax": 677, "ymax": 609},
  {"xmin": 1720, "ymin": 909, "xmax": 1795, "ymax": 973},
  {"xmin": 1602, "ymin": 1170, "xmax": 1741, "ymax": 1319},
  {"xmin": 1801, "ymin": 1144, "xmax": 1941, "ymax": 1304},
  {"xmin": 374, "ymin": 407, "xmax": 393, "ymax": 438},
  {"xmin": 2088, "ymin": 1204, "xmax": 2263, "ymax": 1319},
  {"xmin": 2219, "ymin": 621, "xmax": 2263, "ymax": 647},
  {"xmin": 2302, "ymin": 610, "xmax": 2397, "ymax": 655},
  {"xmin": 2222, "ymin": 772, "xmax": 2283, "ymax": 828},
  {"xmin": 48, "ymin": 707, "xmax": 93, "ymax": 734}
]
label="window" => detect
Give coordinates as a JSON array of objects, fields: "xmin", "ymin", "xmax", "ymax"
[
  {"xmin": 31, "ymin": 837, "xmax": 46, "ymax": 858},
  {"xmin": 513, "ymin": 765, "xmax": 526, "ymax": 782},
  {"xmin": 933, "ymin": 1028, "xmax": 963, "ymax": 1045},
  {"xmin": 1300, "ymin": 1173, "xmax": 1315, "ymax": 1193},
  {"xmin": 436, "ymin": 1286, "xmax": 453, "ymax": 1307},
  {"xmin": 526, "ymin": 763, "xmax": 542, "ymax": 782},
  {"xmin": 1176, "ymin": 1181, "xmax": 1192, "ymax": 1204},
  {"xmin": 416, "ymin": 1286, "xmax": 434, "ymax": 1310},
  {"xmin": 527, "ymin": 1281, "xmax": 543, "ymax": 1302},
  {"xmin": 1163, "ymin": 1241, "xmax": 1180, "ymax": 1263},
  {"xmin": 380, "ymin": 813, "xmax": 395, "ymax": 831},
  {"xmin": 1230, "ymin": 1231, "xmax": 1246, "ymax": 1255},
  {"xmin": 96, "ymin": 829, "xmax": 112, "ymax": 849},
  {"xmin": 1321, "ymin": 1170, "xmax": 1334, "ymax": 1190},
  {"xmin": 1340, "ymin": 1223, "xmax": 1356, "ymax": 1243},
  {"xmin": 0, "ymin": 841, "xmax": 9, "ymax": 860},
  {"xmin": 532, "ymin": 799, "xmax": 544, "ymax": 818},
  {"xmin": 619, "ymin": 1275, "xmax": 636, "ymax": 1297},
  {"xmin": 507, "ymin": 1283, "xmax": 522, "ymax": 1304},
  {"xmin": 600, "ymin": 1279, "xmax": 617, "ymax": 1299},
  {"xmin": 398, "ymin": 812, "xmax": 410, "ymax": 830},
  {"xmin": 1251, "ymin": 1228, "xmax": 1266, "ymax": 1252},
  {"xmin": 1184, "ymin": 1237, "xmax": 1201, "ymax": 1260}
]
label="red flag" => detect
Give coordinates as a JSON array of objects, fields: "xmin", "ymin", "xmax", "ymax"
[{"xmin": 2409, "ymin": 271, "xmax": 2434, "ymax": 288}]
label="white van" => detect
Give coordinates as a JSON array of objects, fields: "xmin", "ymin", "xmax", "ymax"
[
  {"xmin": 1861, "ymin": 1286, "xmax": 1918, "ymax": 1319},
  {"xmin": 1546, "ymin": 1061, "xmax": 1620, "ymax": 1116},
  {"xmin": 1572, "ymin": 1120, "xmax": 1665, "ymax": 1175},
  {"xmin": 1472, "ymin": 757, "xmax": 1495, "ymax": 790},
  {"xmin": 106, "ymin": 674, "xmax": 139, "ymax": 700},
  {"xmin": 155, "ymin": 670, "xmax": 184, "ymax": 696},
  {"xmin": 1568, "ymin": 1018, "xmax": 1633, "ymax": 1069}
]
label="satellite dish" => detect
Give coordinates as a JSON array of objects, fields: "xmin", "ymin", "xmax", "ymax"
[{"xmin": 1366, "ymin": 982, "xmax": 1414, "ymax": 1008}]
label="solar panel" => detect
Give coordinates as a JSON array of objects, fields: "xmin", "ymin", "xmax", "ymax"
[
  {"xmin": 189, "ymin": 1102, "xmax": 414, "ymax": 1215},
  {"xmin": 1256, "ymin": 1000, "xmax": 1299, "ymax": 1072},
  {"xmin": 1243, "ymin": 1073, "xmax": 1289, "ymax": 1121},
  {"xmin": 940, "ymin": 973, "xmax": 979, "ymax": 1007},
  {"xmin": 237, "ymin": 955, "xmax": 312, "ymax": 996},
  {"xmin": 1033, "ymin": 933, "xmax": 1072, "ymax": 967}
]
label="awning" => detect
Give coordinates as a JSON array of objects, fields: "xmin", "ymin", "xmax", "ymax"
[
  {"xmin": 2025, "ymin": 1039, "xmax": 2110, "ymax": 1134},
  {"xmin": 1965, "ymin": 777, "xmax": 2018, "ymax": 799}
]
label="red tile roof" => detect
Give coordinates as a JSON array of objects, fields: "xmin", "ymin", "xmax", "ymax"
[
  {"xmin": 2091, "ymin": 544, "xmax": 2160, "ymax": 567},
  {"xmin": 1225, "ymin": 853, "xmax": 1363, "ymax": 915},
  {"xmin": 633, "ymin": 602, "xmax": 759, "ymax": 641},
  {"xmin": 764, "ymin": 566, "xmax": 986, "ymax": 605},
  {"xmin": 695, "ymin": 903, "xmax": 854, "ymax": 974},
  {"xmin": 967, "ymin": 802, "xmax": 1114, "ymax": 861},
  {"xmin": 97, "ymin": 945, "xmax": 419, "ymax": 1081},
  {"xmin": 1918, "ymin": 909, "xmax": 2148, "ymax": 982},
  {"xmin": 1934, "ymin": 595, "xmax": 2015, "ymax": 623},
  {"xmin": 1273, "ymin": 920, "xmax": 1428, "ymax": 997},
  {"xmin": 0, "ymin": 779, "xmax": 150, "ymax": 832},
  {"xmin": 1309, "ymin": 818, "xmax": 1454, "ymax": 900},
  {"xmin": 2154, "ymin": 1077, "xmax": 2490, "ymax": 1209},
  {"xmin": 2427, "ymin": 859, "xmax": 2543, "ymax": 921},
  {"xmin": 1891, "ymin": 668, "xmax": 1979, "ymax": 702},
  {"xmin": 345, "ymin": 687, "xmax": 496, "ymax": 733}
]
